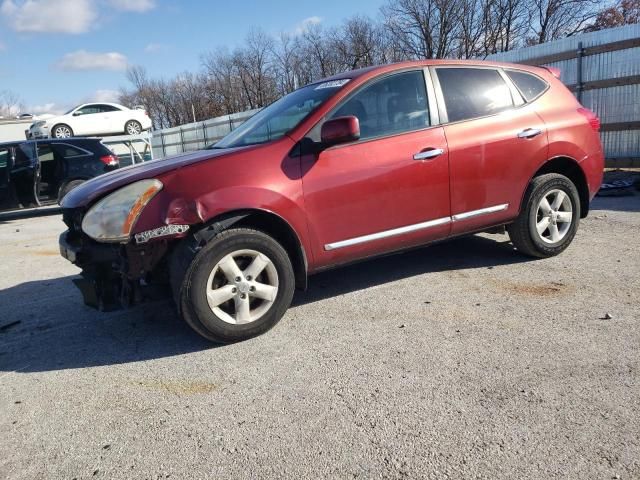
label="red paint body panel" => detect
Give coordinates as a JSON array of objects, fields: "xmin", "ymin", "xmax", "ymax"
[
  {"xmin": 63, "ymin": 59, "xmax": 605, "ymax": 278},
  {"xmin": 301, "ymin": 127, "xmax": 450, "ymax": 268},
  {"xmin": 445, "ymin": 104, "xmax": 548, "ymax": 233}
]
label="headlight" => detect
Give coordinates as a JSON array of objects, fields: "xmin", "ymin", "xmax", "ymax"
[
  {"xmin": 82, "ymin": 179, "xmax": 163, "ymax": 243},
  {"xmin": 33, "ymin": 120, "xmax": 46, "ymax": 128}
]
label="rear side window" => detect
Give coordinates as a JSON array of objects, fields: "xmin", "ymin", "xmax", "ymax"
[
  {"xmin": 97, "ymin": 104, "xmax": 121, "ymax": 112},
  {"xmin": 505, "ymin": 70, "xmax": 548, "ymax": 102},
  {"xmin": 436, "ymin": 68, "xmax": 514, "ymax": 123},
  {"xmin": 54, "ymin": 144, "xmax": 89, "ymax": 158}
]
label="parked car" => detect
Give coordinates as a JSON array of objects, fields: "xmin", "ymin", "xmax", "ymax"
[
  {"xmin": 27, "ymin": 103, "xmax": 152, "ymax": 139},
  {"xmin": 0, "ymin": 138, "xmax": 119, "ymax": 211},
  {"xmin": 59, "ymin": 60, "xmax": 604, "ymax": 343}
]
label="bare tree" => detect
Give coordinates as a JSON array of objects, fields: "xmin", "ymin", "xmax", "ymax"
[
  {"xmin": 121, "ymin": 2, "xmax": 621, "ymax": 128},
  {"xmin": 527, "ymin": 0, "xmax": 601, "ymax": 43},
  {"xmin": 382, "ymin": 0, "xmax": 464, "ymax": 59},
  {"xmin": 0, "ymin": 90, "xmax": 24, "ymax": 117}
]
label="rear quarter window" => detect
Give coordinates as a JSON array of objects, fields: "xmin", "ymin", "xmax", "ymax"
[
  {"xmin": 505, "ymin": 70, "xmax": 548, "ymax": 102},
  {"xmin": 54, "ymin": 144, "xmax": 89, "ymax": 158}
]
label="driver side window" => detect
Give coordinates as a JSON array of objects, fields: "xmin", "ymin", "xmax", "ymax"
[
  {"xmin": 76, "ymin": 106, "xmax": 100, "ymax": 116},
  {"xmin": 330, "ymin": 70, "xmax": 430, "ymax": 141}
]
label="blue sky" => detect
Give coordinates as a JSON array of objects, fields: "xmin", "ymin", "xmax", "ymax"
[{"xmin": 0, "ymin": 0, "xmax": 384, "ymax": 115}]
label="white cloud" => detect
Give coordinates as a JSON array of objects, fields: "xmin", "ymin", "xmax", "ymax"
[
  {"xmin": 109, "ymin": 0, "xmax": 155, "ymax": 12},
  {"xmin": 88, "ymin": 89, "xmax": 120, "ymax": 103},
  {"xmin": 144, "ymin": 42, "xmax": 163, "ymax": 52},
  {"xmin": 0, "ymin": 0, "xmax": 97, "ymax": 34},
  {"xmin": 293, "ymin": 16, "xmax": 322, "ymax": 35},
  {"xmin": 54, "ymin": 50, "xmax": 128, "ymax": 71},
  {"xmin": 29, "ymin": 102, "xmax": 65, "ymax": 116}
]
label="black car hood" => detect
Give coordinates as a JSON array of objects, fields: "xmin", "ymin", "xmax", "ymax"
[{"xmin": 61, "ymin": 147, "xmax": 246, "ymax": 208}]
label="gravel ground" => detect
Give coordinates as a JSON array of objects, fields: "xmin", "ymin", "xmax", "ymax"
[{"xmin": 0, "ymin": 196, "xmax": 638, "ymax": 479}]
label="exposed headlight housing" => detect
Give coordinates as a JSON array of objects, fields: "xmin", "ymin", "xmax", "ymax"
[{"xmin": 82, "ymin": 179, "xmax": 163, "ymax": 243}]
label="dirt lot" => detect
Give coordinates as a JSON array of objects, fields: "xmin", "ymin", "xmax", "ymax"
[{"xmin": 1, "ymin": 196, "xmax": 639, "ymax": 479}]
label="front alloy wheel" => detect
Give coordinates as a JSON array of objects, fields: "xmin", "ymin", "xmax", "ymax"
[
  {"xmin": 52, "ymin": 124, "xmax": 73, "ymax": 138},
  {"xmin": 206, "ymin": 249, "xmax": 279, "ymax": 324},
  {"xmin": 172, "ymin": 228, "xmax": 295, "ymax": 343}
]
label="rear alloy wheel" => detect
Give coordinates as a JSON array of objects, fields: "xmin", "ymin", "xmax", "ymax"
[
  {"xmin": 507, "ymin": 173, "xmax": 581, "ymax": 258},
  {"xmin": 172, "ymin": 228, "xmax": 295, "ymax": 343},
  {"xmin": 52, "ymin": 124, "xmax": 73, "ymax": 138},
  {"xmin": 125, "ymin": 120, "xmax": 142, "ymax": 135}
]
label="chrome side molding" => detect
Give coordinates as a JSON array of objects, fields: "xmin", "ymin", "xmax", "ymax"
[
  {"xmin": 324, "ymin": 203, "xmax": 509, "ymax": 251},
  {"xmin": 451, "ymin": 203, "xmax": 509, "ymax": 221},
  {"xmin": 324, "ymin": 216, "xmax": 451, "ymax": 251}
]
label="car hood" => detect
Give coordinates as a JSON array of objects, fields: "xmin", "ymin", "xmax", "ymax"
[{"xmin": 61, "ymin": 147, "xmax": 247, "ymax": 208}]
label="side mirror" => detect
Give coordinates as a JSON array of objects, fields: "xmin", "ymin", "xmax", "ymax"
[
  {"xmin": 72, "ymin": 111, "xmax": 82, "ymax": 116},
  {"xmin": 320, "ymin": 116, "xmax": 360, "ymax": 147}
]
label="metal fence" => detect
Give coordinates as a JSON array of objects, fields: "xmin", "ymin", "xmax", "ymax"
[
  {"xmin": 150, "ymin": 109, "xmax": 260, "ymax": 158},
  {"xmin": 487, "ymin": 24, "xmax": 640, "ymax": 168}
]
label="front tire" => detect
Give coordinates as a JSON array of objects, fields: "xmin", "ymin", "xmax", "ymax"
[
  {"xmin": 507, "ymin": 173, "xmax": 581, "ymax": 258},
  {"xmin": 52, "ymin": 124, "xmax": 73, "ymax": 138},
  {"xmin": 171, "ymin": 228, "xmax": 295, "ymax": 343}
]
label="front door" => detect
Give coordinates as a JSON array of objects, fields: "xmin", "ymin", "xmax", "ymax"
[
  {"xmin": 301, "ymin": 69, "xmax": 451, "ymax": 268},
  {"xmin": 0, "ymin": 146, "xmax": 12, "ymax": 208},
  {"xmin": 10, "ymin": 142, "xmax": 40, "ymax": 207}
]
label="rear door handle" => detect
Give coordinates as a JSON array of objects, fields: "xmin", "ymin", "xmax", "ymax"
[
  {"xmin": 517, "ymin": 128, "xmax": 542, "ymax": 139},
  {"xmin": 413, "ymin": 148, "xmax": 444, "ymax": 161}
]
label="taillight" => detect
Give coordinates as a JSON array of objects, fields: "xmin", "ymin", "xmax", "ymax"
[
  {"xmin": 577, "ymin": 107, "xmax": 600, "ymax": 131},
  {"xmin": 100, "ymin": 154, "xmax": 119, "ymax": 166}
]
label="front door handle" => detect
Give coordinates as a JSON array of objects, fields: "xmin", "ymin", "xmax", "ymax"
[
  {"xmin": 413, "ymin": 148, "xmax": 444, "ymax": 161},
  {"xmin": 517, "ymin": 128, "xmax": 542, "ymax": 139}
]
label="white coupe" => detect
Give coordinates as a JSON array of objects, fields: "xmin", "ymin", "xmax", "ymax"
[{"xmin": 28, "ymin": 102, "xmax": 153, "ymax": 139}]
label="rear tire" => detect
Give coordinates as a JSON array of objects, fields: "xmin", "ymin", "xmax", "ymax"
[
  {"xmin": 171, "ymin": 228, "xmax": 295, "ymax": 343},
  {"xmin": 507, "ymin": 173, "xmax": 580, "ymax": 258},
  {"xmin": 125, "ymin": 120, "xmax": 142, "ymax": 135}
]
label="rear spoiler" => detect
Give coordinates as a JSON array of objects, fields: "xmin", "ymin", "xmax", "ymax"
[{"xmin": 540, "ymin": 66, "xmax": 561, "ymax": 79}]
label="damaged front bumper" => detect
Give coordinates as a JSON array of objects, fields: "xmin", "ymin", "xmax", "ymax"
[{"xmin": 59, "ymin": 211, "xmax": 173, "ymax": 310}]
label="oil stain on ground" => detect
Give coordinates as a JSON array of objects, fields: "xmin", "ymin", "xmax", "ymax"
[
  {"xmin": 493, "ymin": 279, "xmax": 572, "ymax": 296},
  {"xmin": 134, "ymin": 380, "xmax": 217, "ymax": 395}
]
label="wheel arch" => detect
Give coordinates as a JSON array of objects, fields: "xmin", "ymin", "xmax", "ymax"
[
  {"xmin": 190, "ymin": 208, "xmax": 308, "ymax": 290},
  {"xmin": 526, "ymin": 156, "xmax": 590, "ymax": 218}
]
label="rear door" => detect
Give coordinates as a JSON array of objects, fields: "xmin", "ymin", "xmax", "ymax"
[{"xmin": 432, "ymin": 66, "xmax": 548, "ymax": 233}]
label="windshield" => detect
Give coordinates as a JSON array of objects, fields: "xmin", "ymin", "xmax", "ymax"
[
  {"xmin": 64, "ymin": 106, "xmax": 78, "ymax": 115},
  {"xmin": 212, "ymin": 79, "xmax": 350, "ymax": 149}
]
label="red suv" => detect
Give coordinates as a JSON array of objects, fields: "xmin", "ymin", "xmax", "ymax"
[{"xmin": 59, "ymin": 60, "xmax": 604, "ymax": 343}]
